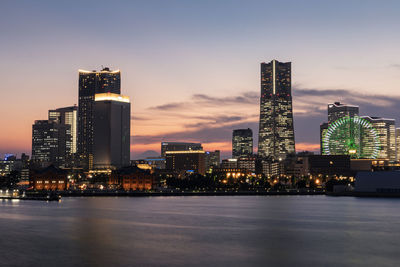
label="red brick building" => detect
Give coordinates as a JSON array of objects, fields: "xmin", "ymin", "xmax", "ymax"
[
  {"xmin": 29, "ymin": 165, "xmax": 68, "ymax": 191},
  {"xmin": 110, "ymin": 166, "xmax": 156, "ymax": 191}
]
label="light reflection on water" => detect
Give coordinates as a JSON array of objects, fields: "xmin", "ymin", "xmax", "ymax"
[{"xmin": 0, "ymin": 196, "xmax": 399, "ymax": 267}]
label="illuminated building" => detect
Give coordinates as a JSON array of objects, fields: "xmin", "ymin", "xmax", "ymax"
[
  {"xmin": 319, "ymin": 122, "xmax": 328, "ymax": 154},
  {"xmin": 110, "ymin": 166, "xmax": 155, "ymax": 191},
  {"xmin": 49, "ymin": 106, "xmax": 78, "ymax": 166},
  {"xmin": 165, "ymin": 150, "xmax": 205, "ymax": 175},
  {"xmin": 258, "ymin": 60, "xmax": 295, "ymax": 160},
  {"xmin": 161, "ymin": 142, "xmax": 203, "ymax": 157},
  {"xmin": 93, "ymin": 93, "xmax": 131, "ymax": 169},
  {"xmin": 232, "ymin": 128, "xmax": 253, "ymax": 158},
  {"xmin": 362, "ymin": 117, "xmax": 396, "ymax": 161},
  {"xmin": 321, "ymin": 102, "xmax": 359, "ymax": 154},
  {"xmin": 322, "ymin": 116, "xmax": 380, "ymax": 159},
  {"xmin": 31, "ymin": 120, "xmax": 68, "ymax": 167},
  {"xmin": 237, "ymin": 156, "xmax": 256, "ymax": 172},
  {"xmin": 220, "ymin": 159, "xmax": 238, "ymax": 169},
  {"xmin": 328, "ymin": 102, "xmax": 359, "ymax": 123},
  {"xmin": 29, "ymin": 165, "xmax": 68, "ymax": 191},
  {"xmin": 396, "ymin": 128, "xmax": 400, "ymax": 161},
  {"xmin": 205, "ymin": 150, "xmax": 220, "ymax": 172},
  {"xmin": 78, "ymin": 67, "xmax": 121, "ymax": 170}
]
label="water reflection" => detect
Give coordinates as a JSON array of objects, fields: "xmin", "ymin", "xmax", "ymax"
[{"xmin": 0, "ymin": 196, "xmax": 399, "ymax": 266}]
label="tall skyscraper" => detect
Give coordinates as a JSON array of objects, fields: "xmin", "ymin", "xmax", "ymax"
[
  {"xmin": 32, "ymin": 120, "xmax": 67, "ymax": 167},
  {"xmin": 161, "ymin": 142, "xmax": 203, "ymax": 157},
  {"xmin": 93, "ymin": 93, "xmax": 131, "ymax": 169},
  {"xmin": 78, "ymin": 67, "xmax": 121, "ymax": 170},
  {"xmin": 49, "ymin": 106, "xmax": 78, "ymax": 166},
  {"xmin": 258, "ymin": 60, "xmax": 295, "ymax": 159},
  {"xmin": 232, "ymin": 128, "xmax": 253, "ymax": 158},
  {"xmin": 362, "ymin": 116, "xmax": 396, "ymax": 161}
]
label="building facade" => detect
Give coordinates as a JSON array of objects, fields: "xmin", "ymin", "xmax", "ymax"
[
  {"xmin": 31, "ymin": 120, "xmax": 68, "ymax": 167},
  {"xmin": 362, "ymin": 117, "xmax": 396, "ymax": 161},
  {"xmin": 327, "ymin": 102, "xmax": 359, "ymax": 123},
  {"xmin": 258, "ymin": 60, "xmax": 295, "ymax": 160},
  {"xmin": 78, "ymin": 67, "xmax": 121, "ymax": 170},
  {"xmin": 93, "ymin": 93, "xmax": 131, "ymax": 169},
  {"xmin": 161, "ymin": 142, "xmax": 203, "ymax": 157},
  {"xmin": 205, "ymin": 150, "xmax": 220, "ymax": 172},
  {"xmin": 165, "ymin": 150, "xmax": 205, "ymax": 175},
  {"xmin": 49, "ymin": 106, "xmax": 78, "ymax": 166},
  {"xmin": 396, "ymin": 128, "xmax": 400, "ymax": 162},
  {"xmin": 321, "ymin": 102, "xmax": 359, "ymax": 156},
  {"xmin": 232, "ymin": 128, "xmax": 253, "ymax": 158}
]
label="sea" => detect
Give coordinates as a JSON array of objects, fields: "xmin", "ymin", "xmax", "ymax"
[{"xmin": 0, "ymin": 195, "xmax": 399, "ymax": 267}]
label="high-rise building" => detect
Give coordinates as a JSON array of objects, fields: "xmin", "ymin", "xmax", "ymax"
[
  {"xmin": 93, "ymin": 93, "xmax": 131, "ymax": 169},
  {"xmin": 328, "ymin": 102, "xmax": 359, "ymax": 123},
  {"xmin": 258, "ymin": 60, "xmax": 295, "ymax": 160},
  {"xmin": 232, "ymin": 128, "xmax": 253, "ymax": 158},
  {"xmin": 78, "ymin": 67, "xmax": 121, "ymax": 170},
  {"xmin": 396, "ymin": 128, "xmax": 400, "ymax": 162},
  {"xmin": 362, "ymin": 117, "xmax": 396, "ymax": 161},
  {"xmin": 165, "ymin": 150, "xmax": 205, "ymax": 175},
  {"xmin": 49, "ymin": 106, "xmax": 78, "ymax": 166},
  {"xmin": 31, "ymin": 120, "xmax": 68, "ymax": 167},
  {"xmin": 161, "ymin": 142, "xmax": 203, "ymax": 157}
]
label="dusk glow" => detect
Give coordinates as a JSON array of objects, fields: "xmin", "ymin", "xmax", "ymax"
[{"xmin": 1, "ymin": 0, "xmax": 400, "ymax": 159}]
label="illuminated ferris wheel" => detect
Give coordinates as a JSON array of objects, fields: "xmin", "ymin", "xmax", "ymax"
[{"xmin": 322, "ymin": 116, "xmax": 380, "ymax": 159}]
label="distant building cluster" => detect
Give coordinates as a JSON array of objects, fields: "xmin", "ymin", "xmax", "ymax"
[{"xmin": 2, "ymin": 60, "xmax": 400, "ymax": 193}]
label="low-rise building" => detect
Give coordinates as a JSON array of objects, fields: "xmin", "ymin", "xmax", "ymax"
[
  {"xmin": 110, "ymin": 166, "xmax": 156, "ymax": 191},
  {"xmin": 29, "ymin": 165, "xmax": 68, "ymax": 191}
]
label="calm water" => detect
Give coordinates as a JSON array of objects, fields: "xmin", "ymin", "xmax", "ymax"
[{"xmin": 0, "ymin": 196, "xmax": 399, "ymax": 267}]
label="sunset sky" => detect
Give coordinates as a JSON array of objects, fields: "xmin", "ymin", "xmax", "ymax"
[{"xmin": 1, "ymin": 0, "xmax": 400, "ymax": 159}]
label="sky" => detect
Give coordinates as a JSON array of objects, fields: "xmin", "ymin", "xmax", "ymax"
[{"xmin": 1, "ymin": 0, "xmax": 400, "ymax": 159}]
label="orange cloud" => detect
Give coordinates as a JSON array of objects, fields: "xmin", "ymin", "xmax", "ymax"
[{"xmin": 296, "ymin": 142, "xmax": 320, "ymax": 152}]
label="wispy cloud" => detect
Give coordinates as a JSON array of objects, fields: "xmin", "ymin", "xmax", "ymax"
[{"xmin": 132, "ymin": 87, "xmax": 400, "ymax": 158}]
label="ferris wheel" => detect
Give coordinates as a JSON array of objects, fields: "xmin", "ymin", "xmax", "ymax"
[{"xmin": 322, "ymin": 116, "xmax": 380, "ymax": 159}]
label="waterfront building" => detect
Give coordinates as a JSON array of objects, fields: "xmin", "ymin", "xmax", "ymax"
[
  {"xmin": 165, "ymin": 150, "xmax": 205, "ymax": 175},
  {"xmin": 31, "ymin": 120, "xmax": 68, "ymax": 167},
  {"xmin": 110, "ymin": 166, "xmax": 155, "ymax": 191},
  {"xmin": 161, "ymin": 142, "xmax": 203, "ymax": 157},
  {"xmin": 205, "ymin": 150, "xmax": 220, "ymax": 172},
  {"xmin": 237, "ymin": 156, "xmax": 256, "ymax": 172},
  {"xmin": 78, "ymin": 67, "xmax": 121, "ymax": 170},
  {"xmin": 362, "ymin": 116, "xmax": 396, "ymax": 161},
  {"xmin": 232, "ymin": 128, "xmax": 253, "ymax": 158},
  {"xmin": 258, "ymin": 60, "xmax": 295, "ymax": 160},
  {"xmin": 29, "ymin": 165, "xmax": 68, "ymax": 191},
  {"xmin": 396, "ymin": 128, "xmax": 400, "ymax": 161},
  {"xmin": 93, "ymin": 93, "xmax": 131, "ymax": 170}
]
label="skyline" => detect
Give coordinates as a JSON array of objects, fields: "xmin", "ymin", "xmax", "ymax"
[{"xmin": 1, "ymin": 0, "xmax": 400, "ymax": 159}]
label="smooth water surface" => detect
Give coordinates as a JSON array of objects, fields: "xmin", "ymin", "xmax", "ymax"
[{"xmin": 0, "ymin": 196, "xmax": 399, "ymax": 266}]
